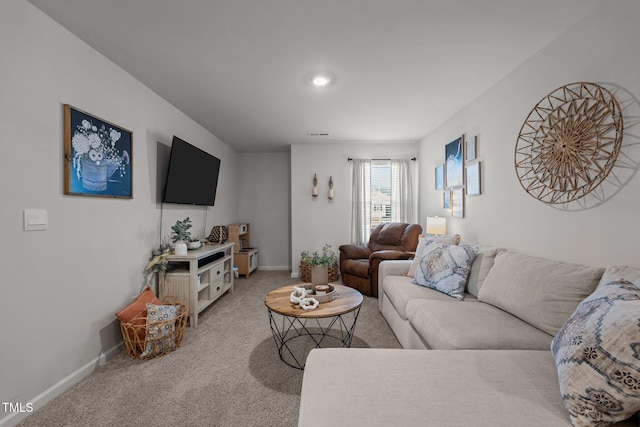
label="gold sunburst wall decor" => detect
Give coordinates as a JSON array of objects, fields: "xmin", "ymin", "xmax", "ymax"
[{"xmin": 514, "ymin": 82, "xmax": 623, "ymax": 205}]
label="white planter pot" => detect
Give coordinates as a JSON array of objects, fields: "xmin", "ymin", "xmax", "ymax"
[{"xmin": 174, "ymin": 241, "xmax": 188, "ymax": 255}]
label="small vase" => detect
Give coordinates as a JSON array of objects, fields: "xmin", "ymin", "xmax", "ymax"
[
  {"xmin": 311, "ymin": 265, "xmax": 329, "ymax": 285},
  {"xmin": 174, "ymin": 241, "xmax": 188, "ymax": 255}
]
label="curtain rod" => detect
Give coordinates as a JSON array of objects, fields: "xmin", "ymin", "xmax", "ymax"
[{"xmin": 347, "ymin": 157, "xmax": 416, "ymax": 162}]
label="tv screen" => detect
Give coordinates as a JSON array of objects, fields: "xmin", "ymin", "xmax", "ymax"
[{"xmin": 162, "ymin": 136, "xmax": 221, "ymax": 206}]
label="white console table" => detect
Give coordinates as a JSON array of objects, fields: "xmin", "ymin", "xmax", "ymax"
[{"xmin": 159, "ymin": 242, "xmax": 234, "ymax": 328}]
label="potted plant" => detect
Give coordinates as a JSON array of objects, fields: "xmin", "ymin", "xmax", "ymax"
[
  {"xmin": 171, "ymin": 217, "xmax": 193, "ymax": 255},
  {"xmin": 300, "ymin": 244, "xmax": 337, "ymax": 285}
]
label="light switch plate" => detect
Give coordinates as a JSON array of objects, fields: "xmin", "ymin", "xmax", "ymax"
[{"xmin": 24, "ymin": 208, "xmax": 48, "ymax": 231}]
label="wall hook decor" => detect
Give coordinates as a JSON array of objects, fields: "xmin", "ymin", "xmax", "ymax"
[
  {"xmin": 312, "ymin": 174, "xmax": 318, "ymax": 198},
  {"xmin": 328, "ymin": 176, "xmax": 334, "ymax": 200}
]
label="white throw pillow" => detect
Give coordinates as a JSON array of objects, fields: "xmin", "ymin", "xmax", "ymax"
[
  {"xmin": 551, "ymin": 280, "xmax": 640, "ymax": 426},
  {"xmin": 411, "ymin": 242, "xmax": 478, "ymax": 300},
  {"xmin": 406, "ymin": 234, "xmax": 461, "ymax": 278}
]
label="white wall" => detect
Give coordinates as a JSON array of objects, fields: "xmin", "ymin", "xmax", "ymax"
[
  {"xmin": 290, "ymin": 142, "xmax": 418, "ymax": 277},
  {"xmin": 236, "ymin": 152, "xmax": 291, "ymax": 270},
  {"xmin": 0, "ymin": 1, "xmax": 238, "ymax": 425},
  {"xmin": 419, "ymin": 0, "xmax": 640, "ymax": 268}
]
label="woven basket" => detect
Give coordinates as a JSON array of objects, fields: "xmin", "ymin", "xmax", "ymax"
[
  {"xmin": 119, "ymin": 297, "xmax": 188, "ymax": 360},
  {"xmin": 302, "ymin": 284, "xmax": 336, "ymax": 303},
  {"xmin": 300, "ymin": 261, "xmax": 339, "ymax": 283}
]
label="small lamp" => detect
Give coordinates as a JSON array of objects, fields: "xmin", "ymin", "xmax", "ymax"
[{"xmin": 426, "ymin": 216, "xmax": 446, "ymax": 236}]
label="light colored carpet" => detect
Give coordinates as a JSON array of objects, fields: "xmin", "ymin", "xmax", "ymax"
[{"xmin": 18, "ymin": 271, "xmax": 400, "ymax": 427}]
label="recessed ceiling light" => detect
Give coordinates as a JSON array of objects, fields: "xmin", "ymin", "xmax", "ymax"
[
  {"xmin": 312, "ymin": 75, "xmax": 330, "ymax": 87},
  {"xmin": 305, "ymin": 71, "xmax": 336, "ymax": 88}
]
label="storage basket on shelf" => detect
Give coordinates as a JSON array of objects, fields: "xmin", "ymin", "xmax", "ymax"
[
  {"xmin": 119, "ymin": 296, "xmax": 188, "ymax": 360},
  {"xmin": 300, "ymin": 261, "xmax": 339, "ymax": 283}
]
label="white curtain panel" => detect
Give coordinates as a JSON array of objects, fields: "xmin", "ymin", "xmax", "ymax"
[
  {"xmin": 350, "ymin": 159, "xmax": 371, "ymax": 245},
  {"xmin": 391, "ymin": 159, "xmax": 416, "ymax": 224}
]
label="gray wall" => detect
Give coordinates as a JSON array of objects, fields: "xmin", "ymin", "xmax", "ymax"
[
  {"xmin": 290, "ymin": 142, "xmax": 418, "ymax": 277},
  {"xmin": 236, "ymin": 152, "xmax": 291, "ymax": 270},
  {"xmin": 418, "ymin": 0, "xmax": 640, "ymax": 268},
  {"xmin": 0, "ymin": 1, "xmax": 238, "ymax": 425}
]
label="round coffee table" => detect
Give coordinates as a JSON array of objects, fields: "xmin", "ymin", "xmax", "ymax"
[{"xmin": 264, "ymin": 284, "xmax": 363, "ymax": 369}]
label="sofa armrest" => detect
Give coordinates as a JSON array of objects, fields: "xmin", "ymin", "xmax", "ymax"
[
  {"xmin": 377, "ymin": 259, "xmax": 413, "ymax": 301},
  {"xmin": 378, "ymin": 259, "xmax": 412, "ymax": 281},
  {"xmin": 369, "ymin": 249, "xmax": 412, "ymax": 262},
  {"xmin": 339, "ymin": 244, "xmax": 371, "ymax": 260}
]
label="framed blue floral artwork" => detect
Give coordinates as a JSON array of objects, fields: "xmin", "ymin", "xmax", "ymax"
[{"xmin": 64, "ymin": 105, "xmax": 132, "ymax": 198}]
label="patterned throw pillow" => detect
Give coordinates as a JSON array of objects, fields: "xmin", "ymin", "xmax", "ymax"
[
  {"xmin": 551, "ymin": 280, "xmax": 640, "ymax": 426},
  {"xmin": 406, "ymin": 234, "xmax": 461, "ymax": 277},
  {"xmin": 208, "ymin": 225, "xmax": 228, "ymax": 244},
  {"xmin": 411, "ymin": 242, "xmax": 478, "ymax": 300},
  {"xmin": 141, "ymin": 303, "xmax": 181, "ymax": 357}
]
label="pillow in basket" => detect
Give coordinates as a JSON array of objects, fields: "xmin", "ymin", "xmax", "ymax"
[
  {"xmin": 141, "ymin": 303, "xmax": 181, "ymax": 357},
  {"xmin": 116, "ymin": 287, "xmax": 163, "ymax": 353},
  {"xmin": 115, "ymin": 286, "xmax": 162, "ymax": 323}
]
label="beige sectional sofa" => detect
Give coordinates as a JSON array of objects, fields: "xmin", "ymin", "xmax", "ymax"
[{"xmin": 298, "ymin": 246, "xmax": 640, "ymax": 427}]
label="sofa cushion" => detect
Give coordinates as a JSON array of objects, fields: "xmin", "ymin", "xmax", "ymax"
[
  {"xmin": 466, "ymin": 245, "xmax": 505, "ymax": 297},
  {"xmin": 406, "ymin": 234, "xmax": 461, "ymax": 277},
  {"xmin": 551, "ymin": 280, "xmax": 640, "ymax": 427},
  {"xmin": 411, "ymin": 242, "xmax": 478, "ymax": 300},
  {"xmin": 298, "ymin": 349, "xmax": 640, "ymax": 427},
  {"xmin": 406, "ymin": 299, "xmax": 552, "ymax": 350},
  {"xmin": 382, "ymin": 274, "xmax": 477, "ymax": 320},
  {"xmin": 478, "ymin": 251, "xmax": 604, "ymax": 336}
]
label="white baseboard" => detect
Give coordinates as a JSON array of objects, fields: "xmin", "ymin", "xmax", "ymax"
[{"xmin": 0, "ymin": 342, "xmax": 123, "ymax": 427}]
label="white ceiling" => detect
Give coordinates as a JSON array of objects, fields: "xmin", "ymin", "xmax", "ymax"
[{"xmin": 27, "ymin": 0, "xmax": 604, "ymax": 152}]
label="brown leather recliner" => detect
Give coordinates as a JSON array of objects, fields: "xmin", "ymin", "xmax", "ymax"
[{"xmin": 339, "ymin": 222, "xmax": 423, "ymax": 297}]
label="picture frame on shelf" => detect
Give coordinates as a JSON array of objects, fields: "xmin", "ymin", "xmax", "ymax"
[
  {"xmin": 466, "ymin": 135, "xmax": 477, "ymax": 161},
  {"xmin": 465, "ymin": 162, "xmax": 481, "ymax": 196},
  {"xmin": 451, "ymin": 187, "xmax": 464, "ymax": 218},
  {"xmin": 435, "ymin": 164, "xmax": 444, "ymax": 190},
  {"xmin": 445, "ymin": 135, "xmax": 464, "ymax": 188},
  {"xmin": 64, "ymin": 104, "xmax": 132, "ymax": 198}
]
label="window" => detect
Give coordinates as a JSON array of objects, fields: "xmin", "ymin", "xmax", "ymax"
[
  {"xmin": 351, "ymin": 158, "xmax": 416, "ymax": 245},
  {"xmin": 370, "ymin": 160, "xmax": 391, "ymax": 231}
]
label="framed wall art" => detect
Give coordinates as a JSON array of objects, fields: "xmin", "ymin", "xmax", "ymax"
[
  {"xmin": 435, "ymin": 164, "xmax": 444, "ymax": 190},
  {"xmin": 64, "ymin": 105, "xmax": 132, "ymax": 198},
  {"xmin": 443, "ymin": 189, "xmax": 451, "ymax": 210},
  {"xmin": 445, "ymin": 135, "xmax": 463, "ymax": 188},
  {"xmin": 465, "ymin": 162, "xmax": 481, "ymax": 196},
  {"xmin": 466, "ymin": 135, "xmax": 477, "ymax": 161},
  {"xmin": 451, "ymin": 187, "xmax": 464, "ymax": 218}
]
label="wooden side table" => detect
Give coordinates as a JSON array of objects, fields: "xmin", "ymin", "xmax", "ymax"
[{"xmin": 264, "ymin": 284, "xmax": 363, "ymax": 369}]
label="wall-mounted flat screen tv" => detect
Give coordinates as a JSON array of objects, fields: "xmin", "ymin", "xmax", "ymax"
[{"xmin": 162, "ymin": 136, "xmax": 221, "ymax": 206}]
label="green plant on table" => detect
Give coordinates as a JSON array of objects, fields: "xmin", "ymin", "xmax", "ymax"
[
  {"xmin": 300, "ymin": 244, "xmax": 337, "ymax": 266},
  {"xmin": 171, "ymin": 217, "xmax": 193, "ymax": 243}
]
